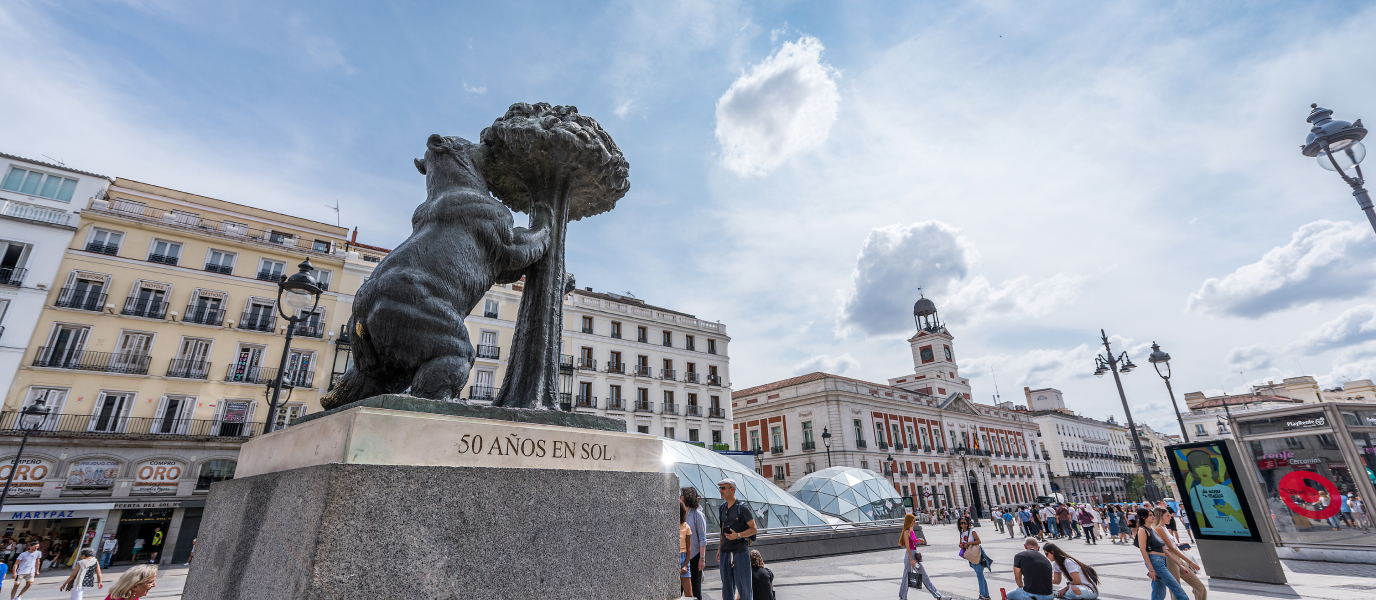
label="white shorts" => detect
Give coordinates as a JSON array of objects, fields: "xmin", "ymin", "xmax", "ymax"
[{"xmin": 15, "ymin": 573, "xmax": 34, "ymax": 582}]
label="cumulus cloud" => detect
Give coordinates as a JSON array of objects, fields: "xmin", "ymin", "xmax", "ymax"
[
  {"xmin": 715, "ymin": 35, "xmax": 839, "ymax": 176},
  {"xmin": 791, "ymin": 353, "xmax": 860, "ymax": 375},
  {"xmin": 961, "ymin": 345, "xmax": 1101, "ymax": 391},
  {"xmin": 837, "ymin": 221, "xmax": 1085, "ymax": 337},
  {"xmin": 463, "ymin": 82, "xmax": 487, "ymax": 95},
  {"xmin": 1187, "ymin": 220, "xmax": 1376, "ymax": 318},
  {"xmin": 1226, "ymin": 303, "xmax": 1376, "ymax": 371}
]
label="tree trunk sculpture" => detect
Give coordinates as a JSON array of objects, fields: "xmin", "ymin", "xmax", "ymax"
[{"xmin": 482, "ymin": 103, "xmax": 630, "ymax": 409}]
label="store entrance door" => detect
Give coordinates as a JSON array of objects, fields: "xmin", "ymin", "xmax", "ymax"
[{"xmin": 113, "ymin": 509, "xmax": 172, "ymax": 564}]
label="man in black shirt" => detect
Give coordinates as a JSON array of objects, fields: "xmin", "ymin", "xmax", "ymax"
[
  {"xmin": 1009, "ymin": 537, "xmax": 1055, "ymax": 600},
  {"xmin": 716, "ymin": 478, "xmax": 757, "ymax": 600}
]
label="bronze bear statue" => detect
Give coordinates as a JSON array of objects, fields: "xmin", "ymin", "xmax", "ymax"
[{"xmin": 321, "ymin": 134, "xmax": 549, "ymax": 409}]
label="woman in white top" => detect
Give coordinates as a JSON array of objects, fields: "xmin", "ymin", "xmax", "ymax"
[
  {"xmin": 60, "ymin": 548, "xmax": 102, "ymax": 600},
  {"xmin": 1042, "ymin": 543, "xmax": 1099, "ymax": 599},
  {"xmin": 958, "ymin": 517, "xmax": 990, "ymax": 600}
]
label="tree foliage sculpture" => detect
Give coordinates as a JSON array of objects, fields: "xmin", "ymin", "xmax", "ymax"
[{"xmin": 482, "ymin": 103, "xmax": 630, "ymax": 409}]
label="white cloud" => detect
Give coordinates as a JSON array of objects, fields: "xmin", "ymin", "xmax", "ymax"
[
  {"xmin": 1227, "ymin": 303, "xmax": 1376, "ymax": 371},
  {"xmin": 837, "ymin": 221, "xmax": 1084, "ymax": 337},
  {"xmin": 614, "ymin": 97, "xmax": 636, "ymax": 118},
  {"xmin": 715, "ymin": 35, "xmax": 839, "ymax": 176},
  {"xmin": 1187, "ymin": 220, "xmax": 1376, "ymax": 318},
  {"xmin": 463, "ymin": 82, "xmax": 487, "ymax": 95},
  {"xmin": 792, "ymin": 353, "xmax": 860, "ymax": 375},
  {"xmin": 962, "ymin": 345, "xmax": 1100, "ymax": 391}
]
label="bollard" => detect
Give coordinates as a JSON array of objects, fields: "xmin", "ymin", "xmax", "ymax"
[{"xmin": 1000, "ymin": 588, "xmax": 1007, "ymax": 600}]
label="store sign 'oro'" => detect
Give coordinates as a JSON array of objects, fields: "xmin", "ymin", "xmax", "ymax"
[
  {"xmin": 131, "ymin": 460, "xmax": 183, "ymax": 494},
  {"xmin": 0, "ymin": 458, "xmax": 51, "ymax": 496}
]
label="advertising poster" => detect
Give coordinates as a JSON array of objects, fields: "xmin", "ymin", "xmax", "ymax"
[
  {"xmin": 66, "ymin": 459, "xmax": 121, "ymax": 487},
  {"xmin": 0, "ymin": 458, "xmax": 51, "ymax": 496},
  {"xmin": 131, "ymin": 459, "xmax": 183, "ymax": 495},
  {"xmin": 1167, "ymin": 441, "xmax": 1262, "ymax": 542}
]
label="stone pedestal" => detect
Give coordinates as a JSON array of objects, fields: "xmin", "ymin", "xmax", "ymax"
[{"xmin": 182, "ymin": 404, "xmax": 680, "ymax": 600}]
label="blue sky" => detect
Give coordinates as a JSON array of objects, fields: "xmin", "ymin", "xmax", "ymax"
[{"xmin": 6, "ymin": 1, "xmax": 1376, "ymax": 434}]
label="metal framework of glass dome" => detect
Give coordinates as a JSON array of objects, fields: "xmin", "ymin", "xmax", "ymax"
[
  {"xmin": 662, "ymin": 440, "xmax": 834, "ymax": 532},
  {"xmin": 787, "ymin": 467, "xmax": 905, "ymax": 522}
]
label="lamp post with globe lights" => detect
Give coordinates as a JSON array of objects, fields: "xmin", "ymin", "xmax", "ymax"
[
  {"xmin": 0, "ymin": 399, "xmax": 53, "ymax": 514},
  {"xmin": 1302, "ymin": 104, "xmax": 1373, "ymax": 233},
  {"xmin": 1093, "ymin": 329, "xmax": 1162, "ymax": 502},
  {"xmin": 1147, "ymin": 342, "xmax": 1190, "ymax": 443},
  {"xmin": 821, "ymin": 427, "xmax": 832, "ymax": 468},
  {"xmin": 266, "ymin": 259, "xmax": 323, "ymax": 434},
  {"xmin": 955, "ymin": 446, "xmax": 982, "ymax": 526}
]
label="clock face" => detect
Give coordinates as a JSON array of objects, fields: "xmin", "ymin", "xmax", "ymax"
[
  {"xmin": 944, "ymin": 346, "xmax": 953, "ymax": 360},
  {"xmin": 921, "ymin": 347, "xmax": 934, "ymax": 362}
]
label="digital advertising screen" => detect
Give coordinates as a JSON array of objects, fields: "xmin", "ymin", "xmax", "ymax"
[{"xmin": 1166, "ymin": 441, "xmax": 1263, "ymax": 542}]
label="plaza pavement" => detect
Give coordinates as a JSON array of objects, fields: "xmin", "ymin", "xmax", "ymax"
[
  {"xmin": 5, "ymin": 525, "xmax": 1371, "ymax": 599},
  {"xmin": 702, "ymin": 522, "xmax": 1376, "ymax": 600}
]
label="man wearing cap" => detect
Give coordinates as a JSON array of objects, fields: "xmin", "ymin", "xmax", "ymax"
[{"xmin": 716, "ymin": 478, "xmax": 758, "ymax": 600}]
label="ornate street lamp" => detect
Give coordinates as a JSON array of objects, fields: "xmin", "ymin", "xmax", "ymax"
[
  {"xmin": 1093, "ymin": 329, "xmax": 1162, "ymax": 502},
  {"xmin": 0, "ymin": 399, "xmax": 52, "ymax": 513},
  {"xmin": 1147, "ymin": 342, "xmax": 1189, "ymax": 442},
  {"xmin": 955, "ymin": 446, "xmax": 981, "ymax": 526},
  {"xmin": 266, "ymin": 259, "xmax": 323, "ymax": 434},
  {"xmin": 821, "ymin": 427, "xmax": 833, "ymax": 468},
  {"xmin": 754, "ymin": 446, "xmax": 764, "ymax": 475},
  {"xmin": 1302, "ymin": 104, "xmax": 1373, "ymax": 233}
]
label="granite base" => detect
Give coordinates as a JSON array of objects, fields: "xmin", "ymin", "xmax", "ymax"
[
  {"xmin": 182, "ymin": 463, "xmax": 681, "ymax": 600},
  {"xmin": 293, "ymin": 394, "xmax": 628, "ymax": 432}
]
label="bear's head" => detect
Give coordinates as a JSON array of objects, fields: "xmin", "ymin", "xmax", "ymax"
[{"xmin": 415, "ymin": 134, "xmax": 486, "ymax": 194}]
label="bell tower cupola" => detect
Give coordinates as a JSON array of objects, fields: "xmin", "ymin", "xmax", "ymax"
[{"xmin": 888, "ymin": 292, "xmax": 973, "ymax": 400}]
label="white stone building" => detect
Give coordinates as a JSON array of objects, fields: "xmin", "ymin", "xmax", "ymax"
[
  {"xmin": 1024, "ymin": 388, "xmax": 1135, "ymax": 503},
  {"xmin": 0, "ymin": 154, "xmax": 110, "ymax": 400},
  {"xmin": 729, "ymin": 298, "xmax": 1047, "ymax": 513}
]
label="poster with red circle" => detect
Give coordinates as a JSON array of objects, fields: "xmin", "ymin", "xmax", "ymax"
[{"xmin": 1278, "ymin": 471, "xmax": 1341, "ymax": 519}]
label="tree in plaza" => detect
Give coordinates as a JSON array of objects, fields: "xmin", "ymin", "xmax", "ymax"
[
  {"xmin": 1125, "ymin": 474, "xmax": 1146, "ymax": 502},
  {"xmin": 481, "ymin": 103, "xmax": 630, "ymax": 409}
]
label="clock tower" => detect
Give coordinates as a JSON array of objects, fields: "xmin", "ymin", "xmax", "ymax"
[{"xmin": 888, "ymin": 294, "xmax": 973, "ymax": 399}]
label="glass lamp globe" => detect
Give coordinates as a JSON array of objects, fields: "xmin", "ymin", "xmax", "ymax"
[
  {"xmin": 1318, "ymin": 141, "xmax": 1366, "ymax": 172},
  {"xmin": 283, "ymin": 287, "xmax": 316, "ymax": 312}
]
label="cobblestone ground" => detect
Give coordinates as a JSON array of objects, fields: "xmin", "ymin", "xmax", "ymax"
[{"xmin": 702, "ymin": 523, "xmax": 1376, "ymax": 600}]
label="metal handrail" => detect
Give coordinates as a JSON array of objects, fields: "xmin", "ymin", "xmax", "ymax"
[
  {"xmin": 183, "ymin": 305, "xmax": 225, "ymax": 326},
  {"xmin": 54, "ymin": 287, "xmax": 107, "ymax": 311},
  {"xmin": 476, "ymin": 345, "xmax": 501, "ymax": 360},
  {"xmin": 0, "ymin": 411, "xmax": 263, "ymax": 439},
  {"xmin": 33, "ymin": 347, "xmax": 150, "ymax": 374}
]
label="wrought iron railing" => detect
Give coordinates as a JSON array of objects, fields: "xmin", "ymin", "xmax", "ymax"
[
  {"xmin": 33, "ymin": 347, "xmax": 150, "ymax": 374},
  {"xmin": 709, "ymin": 408, "xmax": 725, "ymax": 418},
  {"xmin": 771, "ymin": 446, "xmax": 784, "ymax": 454},
  {"xmin": 635, "ymin": 400, "xmax": 653, "ymax": 413},
  {"xmin": 147, "ymin": 253, "xmax": 179, "ymax": 266},
  {"xmin": 634, "ymin": 365, "xmax": 653, "ymax": 377},
  {"xmin": 204, "ymin": 263, "xmax": 233, "ymax": 274},
  {"xmin": 559, "ymin": 355, "xmax": 574, "ymax": 370},
  {"xmin": 468, "ymin": 385, "xmax": 498, "ymax": 401},
  {"xmin": 166, "ymin": 359, "xmax": 211, "ymax": 379},
  {"xmin": 802, "ymin": 441, "xmax": 816, "ymax": 450},
  {"xmin": 684, "ymin": 372, "xmax": 699, "ymax": 384},
  {"xmin": 476, "ymin": 345, "xmax": 500, "ymax": 360},
  {"xmin": 707, "ymin": 375, "xmax": 723, "ymax": 386},
  {"xmin": 577, "ymin": 357, "xmax": 597, "ymax": 370},
  {"xmin": 238, "ymin": 311, "xmax": 276, "ymax": 332},
  {"xmin": 605, "ymin": 362, "xmax": 625, "ymax": 374},
  {"xmin": 224, "ymin": 364, "xmax": 276, "ymax": 385},
  {"xmin": 292, "ymin": 322, "xmax": 325, "ymax": 338},
  {"xmin": 0, "ymin": 411, "xmax": 263, "ymax": 439},
  {"xmin": 660, "ymin": 369, "xmax": 676, "ymax": 381},
  {"xmin": 606, "ymin": 397, "xmax": 626, "ymax": 411},
  {"xmin": 576, "ymin": 395, "xmax": 596, "ymax": 409},
  {"xmin": 122, "ymin": 296, "xmax": 168, "ymax": 319},
  {"xmin": 0, "ymin": 267, "xmax": 24, "ymax": 286},
  {"xmin": 91, "ymin": 199, "xmax": 337, "ymax": 256},
  {"xmin": 84, "ymin": 242, "xmax": 119, "ymax": 255},
  {"xmin": 256, "ymin": 271, "xmax": 286, "ymax": 282},
  {"xmin": 183, "ymin": 305, "xmax": 225, "ymax": 326},
  {"xmin": 54, "ymin": 287, "xmax": 107, "ymax": 311},
  {"xmin": 662, "ymin": 402, "xmax": 678, "ymax": 415},
  {"xmin": 686, "ymin": 404, "xmax": 701, "ymax": 416}
]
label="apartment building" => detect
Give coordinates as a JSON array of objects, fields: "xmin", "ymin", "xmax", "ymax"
[
  {"xmin": 0, "ymin": 154, "xmax": 111, "ymax": 401},
  {"xmin": 0, "ymin": 178, "xmax": 384, "ymax": 565},
  {"xmin": 461, "ymin": 287, "xmax": 734, "ymax": 441},
  {"xmin": 730, "ymin": 297, "xmax": 1046, "ymax": 513},
  {"xmin": 1024, "ymin": 387, "xmax": 1135, "ymax": 503}
]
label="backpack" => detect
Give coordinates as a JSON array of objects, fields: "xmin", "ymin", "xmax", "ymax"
[{"xmin": 721, "ymin": 502, "xmax": 757, "ymax": 544}]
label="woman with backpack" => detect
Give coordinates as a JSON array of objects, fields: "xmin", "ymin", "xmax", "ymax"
[
  {"xmin": 1042, "ymin": 543, "xmax": 1099, "ymax": 599},
  {"xmin": 899, "ymin": 513, "xmax": 944, "ymax": 600}
]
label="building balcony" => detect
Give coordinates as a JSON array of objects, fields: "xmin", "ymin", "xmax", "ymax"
[
  {"xmin": 709, "ymin": 407, "xmax": 725, "ymax": 419},
  {"xmin": 909, "ymin": 445, "xmax": 922, "ymax": 453},
  {"xmin": 256, "ymin": 271, "xmax": 286, "ymax": 283},
  {"xmin": 183, "ymin": 305, "xmax": 225, "ymax": 326},
  {"xmin": 0, "ymin": 411, "xmax": 263, "ymax": 440},
  {"xmin": 575, "ymin": 395, "xmax": 596, "ymax": 409},
  {"xmin": 559, "ymin": 393, "xmax": 572, "ymax": 412},
  {"xmin": 662, "ymin": 402, "xmax": 678, "ymax": 415},
  {"xmin": 475, "ymin": 345, "xmax": 501, "ymax": 360},
  {"xmin": 483, "ymin": 310, "xmax": 498, "ymax": 319},
  {"xmin": 770, "ymin": 446, "xmax": 784, "ymax": 455},
  {"xmin": 121, "ymin": 297, "xmax": 169, "ymax": 319},
  {"xmin": 605, "ymin": 362, "xmax": 625, "ymax": 374},
  {"xmin": 224, "ymin": 365, "xmax": 276, "ymax": 386},
  {"xmin": 633, "ymin": 365, "xmax": 653, "ymax": 378},
  {"xmin": 686, "ymin": 404, "xmax": 701, "ymax": 417},
  {"xmin": 204, "ymin": 263, "xmax": 233, "ymax": 275},
  {"xmin": 802, "ymin": 440, "xmax": 816, "ymax": 451},
  {"xmin": 559, "ymin": 355, "xmax": 574, "ymax": 371},
  {"xmin": 84, "ymin": 242, "xmax": 119, "ymax": 256},
  {"xmin": 89, "ymin": 199, "xmax": 337, "ymax": 257},
  {"xmin": 166, "ymin": 359, "xmax": 211, "ymax": 380},
  {"xmin": 773, "ymin": 471, "xmax": 785, "ymax": 481},
  {"xmin": 578, "ymin": 357, "xmax": 597, "ymax": 371},
  {"xmin": 707, "ymin": 375, "xmax": 723, "ymax": 386},
  {"xmin": 606, "ymin": 397, "xmax": 626, "ymax": 411},
  {"xmin": 610, "ymin": 331, "xmax": 622, "ymax": 339},
  {"xmin": 468, "ymin": 385, "xmax": 498, "ymax": 402},
  {"xmin": 147, "ymin": 253, "xmax": 179, "ymax": 266},
  {"xmin": 635, "ymin": 401, "xmax": 653, "ymax": 413},
  {"xmin": 581, "ymin": 326, "xmax": 594, "ymax": 334},
  {"xmin": 33, "ymin": 347, "xmax": 151, "ymax": 375},
  {"xmin": 660, "ymin": 369, "xmax": 676, "ymax": 381},
  {"xmin": 2, "ymin": 201, "xmax": 73, "ymax": 226},
  {"xmin": 0, "ymin": 267, "xmax": 24, "ymax": 287},
  {"xmin": 54, "ymin": 287, "xmax": 107, "ymax": 311},
  {"xmin": 856, "ymin": 439, "xmax": 868, "ymax": 449},
  {"xmin": 292, "ymin": 322, "xmax": 325, "ymax": 339},
  {"xmin": 238, "ymin": 312, "xmax": 277, "ymax": 333},
  {"xmin": 878, "ymin": 441, "xmax": 889, "ymax": 450},
  {"xmin": 684, "ymin": 372, "xmax": 700, "ymax": 384}
]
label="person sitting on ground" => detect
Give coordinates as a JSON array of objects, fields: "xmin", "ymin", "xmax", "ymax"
[
  {"xmin": 1043, "ymin": 543, "xmax": 1099, "ymax": 600},
  {"xmin": 749, "ymin": 550, "xmax": 773, "ymax": 600},
  {"xmin": 1009, "ymin": 537, "xmax": 1056, "ymax": 600}
]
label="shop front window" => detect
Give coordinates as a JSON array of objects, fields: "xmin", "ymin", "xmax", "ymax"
[
  {"xmin": 1246, "ymin": 434, "xmax": 1372, "ymax": 546},
  {"xmin": 195, "ymin": 459, "xmax": 237, "ymax": 491}
]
